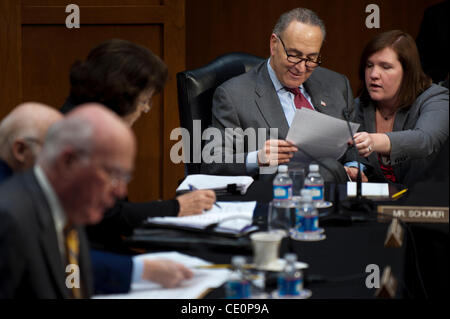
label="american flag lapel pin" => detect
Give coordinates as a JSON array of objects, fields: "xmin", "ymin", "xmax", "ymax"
[{"xmin": 321, "ymin": 100, "xmax": 327, "ymax": 107}]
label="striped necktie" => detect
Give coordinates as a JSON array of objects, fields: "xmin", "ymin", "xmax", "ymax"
[
  {"xmin": 64, "ymin": 224, "xmax": 83, "ymax": 299},
  {"xmin": 285, "ymin": 87, "xmax": 314, "ymax": 110}
]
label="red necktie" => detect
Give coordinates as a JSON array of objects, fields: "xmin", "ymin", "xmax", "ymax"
[{"xmin": 285, "ymin": 87, "xmax": 314, "ymax": 110}]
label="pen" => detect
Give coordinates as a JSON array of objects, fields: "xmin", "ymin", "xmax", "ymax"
[
  {"xmin": 194, "ymin": 264, "xmax": 253, "ymax": 269},
  {"xmin": 188, "ymin": 184, "xmax": 222, "ymax": 209},
  {"xmin": 391, "ymin": 188, "xmax": 408, "ymax": 199},
  {"xmin": 194, "ymin": 264, "xmax": 231, "ymax": 269}
]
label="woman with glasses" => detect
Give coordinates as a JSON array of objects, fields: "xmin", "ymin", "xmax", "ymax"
[
  {"xmin": 345, "ymin": 30, "xmax": 449, "ymax": 186},
  {"xmin": 61, "ymin": 39, "xmax": 216, "ymax": 250}
]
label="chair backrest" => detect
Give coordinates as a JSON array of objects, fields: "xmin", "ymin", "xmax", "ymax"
[{"xmin": 176, "ymin": 52, "xmax": 264, "ymax": 175}]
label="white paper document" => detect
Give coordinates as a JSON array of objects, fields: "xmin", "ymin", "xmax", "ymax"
[
  {"xmin": 286, "ymin": 108, "xmax": 360, "ymax": 162},
  {"xmin": 147, "ymin": 201, "xmax": 257, "ymax": 234},
  {"xmin": 93, "ymin": 252, "xmax": 231, "ymax": 299},
  {"xmin": 347, "ymin": 182, "xmax": 389, "ymax": 198},
  {"xmin": 176, "ymin": 174, "xmax": 254, "ymax": 194}
]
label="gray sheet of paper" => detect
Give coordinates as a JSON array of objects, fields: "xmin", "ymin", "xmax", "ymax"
[{"xmin": 286, "ymin": 108, "xmax": 360, "ymax": 162}]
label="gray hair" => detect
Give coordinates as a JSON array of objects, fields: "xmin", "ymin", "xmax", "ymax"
[
  {"xmin": 273, "ymin": 8, "xmax": 326, "ymax": 40},
  {"xmin": 39, "ymin": 117, "xmax": 94, "ymax": 164}
]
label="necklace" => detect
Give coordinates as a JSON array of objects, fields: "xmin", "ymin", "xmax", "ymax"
[{"xmin": 377, "ymin": 108, "xmax": 396, "ymax": 121}]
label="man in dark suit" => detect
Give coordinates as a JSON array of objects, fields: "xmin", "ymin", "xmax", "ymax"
[
  {"xmin": 0, "ymin": 104, "xmax": 192, "ymax": 298},
  {"xmin": 202, "ymin": 8, "xmax": 353, "ymax": 180}
]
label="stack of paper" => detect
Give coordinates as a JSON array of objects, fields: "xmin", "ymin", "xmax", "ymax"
[
  {"xmin": 176, "ymin": 174, "xmax": 254, "ymax": 195},
  {"xmin": 147, "ymin": 201, "xmax": 257, "ymax": 234},
  {"xmin": 93, "ymin": 252, "xmax": 231, "ymax": 299}
]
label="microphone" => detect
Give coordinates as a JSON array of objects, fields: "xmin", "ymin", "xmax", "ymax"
[
  {"xmin": 341, "ymin": 108, "xmax": 375, "ymax": 214},
  {"xmin": 294, "ymin": 140, "xmax": 375, "ymax": 226},
  {"xmin": 342, "ymin": 109, "xmax": 362, "ymax": 198}
]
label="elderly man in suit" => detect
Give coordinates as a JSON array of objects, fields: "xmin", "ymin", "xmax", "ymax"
[
  {"xmin": 0, "ymin": 102, "xmax": 63, "ymax": 181},
  {"xmin": 0, "ymin": 104, "xmax": 192, "ymax": 298},
  {"xmin": 202, "ymin": 8, "xmax": 353, "ymax": 179}
]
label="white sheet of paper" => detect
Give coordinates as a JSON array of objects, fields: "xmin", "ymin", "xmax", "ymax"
[
  {"xmin": 93, "ymin": 252, "xmax": 231, "ymax": 299},
  {"xmin": 147, "ymin": 201, "xmax": 257, "ymax": 233},
  {"xmin": 176, "ymin": 174, "xmax": 254, "ymax": 194},
  {"xmin": 286, "ymin": 108, "xmax": 360, "ymax": 162},
  {"xmin": 347, "ymin": 182, "xmax": 389, "ymax": 197}
]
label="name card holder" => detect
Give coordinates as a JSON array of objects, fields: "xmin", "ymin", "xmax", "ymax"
[
  {"xmin": 384, "ymin": 218, "xmax": 404, "ymax": 248},
  {"xmin": 375, "ymin": 266, "xmax": 397, "ymax": 299}
]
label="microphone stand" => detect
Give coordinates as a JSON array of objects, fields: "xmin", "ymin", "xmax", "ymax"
[
  {"xmin": 340, "ymin": 110, "xmax": 375, "ymax": 216},
  {"xmin": 287, "ymin": 107, "xmax": 375, "ymax": 225},
  {"xmin": 293, "ymin": 146, "xmax": 351, "ymax": 225}
]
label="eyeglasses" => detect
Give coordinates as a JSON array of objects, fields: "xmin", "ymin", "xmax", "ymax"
[
  {"xmin": 22, "ymin": 137, "xmax": 43, "ymax": 155},
  {"xmin": 96, "ymin": 162, "xmax": 132, "ymax": 187},
  {"xmin": 23, "ymin": 137, "xmax": 42, "ymax": 146},
  {"xmin": 277, "ymin": 35, "xmax": 322, "ymax": 68},
  {"xmin": 137, "ymin": 98, "xmax": 152, "ymax": 114},
  {"xmin": 75, "ymin": 152, "xmax": 132, "ymax": 187}
]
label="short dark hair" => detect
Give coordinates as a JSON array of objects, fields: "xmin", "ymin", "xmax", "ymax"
[
  {"xmin": 273, "ymin": 8, "xmax": 326, "ymax": 40},
  {"xmin": 358, "ymin": 30, "xmax": 432, "ymax": 109},
  {"xmin": 69, "ymin": 39, "xmax": 168, "ymax": 116}
]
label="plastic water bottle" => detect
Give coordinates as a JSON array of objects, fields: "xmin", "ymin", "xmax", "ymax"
[
  {"xmin": 225, "ymin": 256, "xmax": 251, "ymax": 299},
  {"xmin": 304, "ymin": 164, "xmax": 324, "ymax": 202},
  {"xmin": 273, "ymin": 165, "xmax": 292, "ymax": 201},
  {"xmin": 277, "ymin": 253, "xmax": 303, "ymax": 296},
  {"xmin": 296, "ymin": 189, "xmax": 319, "ymax": 233}
]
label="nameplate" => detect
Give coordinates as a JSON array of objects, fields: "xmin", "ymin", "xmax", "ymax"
[
  {"xmin": 375, "ymin": 266, "xmax": 397, "ymax": 299},
  {"xmin": 377, "ymin": 206, "xmax": 449, "ymax": 223},
  {"xmin": 384, "ymin": 218, "xmax": 403, "ymax": 248}
]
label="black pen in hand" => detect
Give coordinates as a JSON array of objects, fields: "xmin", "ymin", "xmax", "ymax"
[{"xmin": 188, "ymin": 184, "xmax": 222, "ymax": 209}]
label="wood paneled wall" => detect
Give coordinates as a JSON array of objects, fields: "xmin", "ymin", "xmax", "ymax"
[
  {"xmin": 186, "ymin": 0, "xmax": 444, "ymax": 93},
  {"xmin": 0, "ymin": 0, "xmax": 185, "ymax": 201},
  {"xmin": 0, "ymin": 0, "xmax": 444, "ymax": 202}
]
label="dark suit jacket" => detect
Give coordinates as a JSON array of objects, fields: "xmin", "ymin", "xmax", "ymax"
[
  {"xmin": 0, "ymin": 170, "xmax": 142, "ymax": 297},
  {"xmin": 0, "ymin": 168, "xmax": 138, "ymax": 297},
  {"xmin": 201, "ymin": 60, "xmax": 355, "ymax": 176},
  {"xmin": 0, "ymin": 171, "xmax": 93, "ymax": 298},
  {"xmin": 0, "ymin": 159, "xmax": 12, "ymax": 183},
  {"xmin": 350, "ymin": 84, "xmax": 449, "ymax": 186}
]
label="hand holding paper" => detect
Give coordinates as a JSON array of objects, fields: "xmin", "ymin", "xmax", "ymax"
[
  {"xmin": 257, "ymin": 139, "xmax": 298, "ymax": 166},
  {"xmin": 286, "ymin": 108, "xmax": 360, "ymax": 162}
]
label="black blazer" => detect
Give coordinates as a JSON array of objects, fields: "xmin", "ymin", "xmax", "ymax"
[{"xmin": 0, "ymin": 171, "xmax": 93, "ymax": 298}]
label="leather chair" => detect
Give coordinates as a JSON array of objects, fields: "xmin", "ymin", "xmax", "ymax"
[{"xmin": 176, "ymin": 52, "xmax": 264, "ymax": 175}]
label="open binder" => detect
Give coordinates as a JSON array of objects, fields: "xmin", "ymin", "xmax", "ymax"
[
  {"xmin": 144, "ymin": 201, "xmax": 258, "ymax": 238},
  {"xmin": 176, "ymin": 175, "xmax": 254, "ymax": 195}
]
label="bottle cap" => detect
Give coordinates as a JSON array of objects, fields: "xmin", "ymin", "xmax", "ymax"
[
  {"xmin": 278, "ymin": 165, "xmax": 288, "ymax": 173},
  {"xmin": 231, "ymin": 256, "xmax": 246, "ymax": 267},
  {"xmin": 284, "ymin": 253, "xmax": 297, "ymax": 263},
  {"xmin": 309, "ymin": 164, "xmax": 319, "ymax": 172}
]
